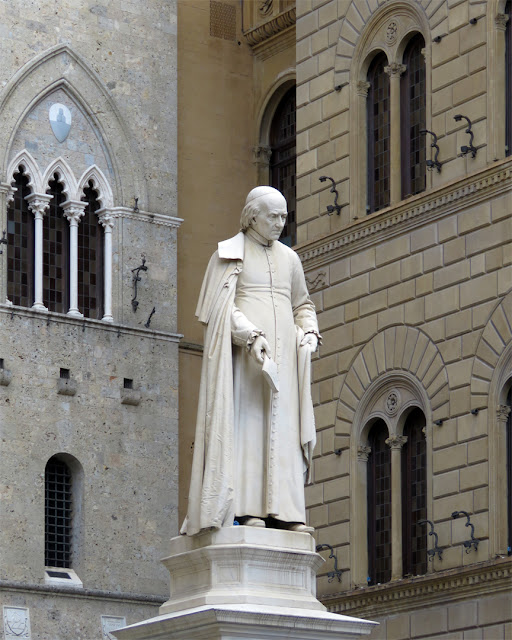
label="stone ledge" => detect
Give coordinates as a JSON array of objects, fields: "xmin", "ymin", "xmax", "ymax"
[
  {"xmin": 321, "ymin": 557, "xmax": 512, "ymax": 619},
  {"xmin": 297, "ymin": 158, "xmax": 512, "ymax": 273}
]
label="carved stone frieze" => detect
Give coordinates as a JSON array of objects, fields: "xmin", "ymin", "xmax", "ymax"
[{"xmin": 243, "ymin": 6, "xmax": 296, "ymax": 47}]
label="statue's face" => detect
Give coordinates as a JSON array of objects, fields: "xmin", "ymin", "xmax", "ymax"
[{"xmin": 250, "ymin": 194, "xmax": 287, "ymax": 242}]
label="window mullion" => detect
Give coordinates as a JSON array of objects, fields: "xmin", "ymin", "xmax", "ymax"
[
  {"xmin": 386, "ymin": 434, "xmax": 407, "ymax": 580},
  {"xmin": 26, "ymin": 193, "xmax": 51, "ymax": 312},
  {"xmin": 62, "ymin": 201, "xmax": 86, "ymax": 318},
  {"xmin": 385, "ymin": 63, "xmax": 406, "ymax": 206}
]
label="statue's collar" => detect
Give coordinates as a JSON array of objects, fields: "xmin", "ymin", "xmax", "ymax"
[{"xmin": 246, "ymin": 227, "xmax": 273, "ymax": 247}]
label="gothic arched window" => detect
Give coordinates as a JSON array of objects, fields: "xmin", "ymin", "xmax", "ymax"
[
  {"xmin": 401, "ymin": 34, "xmax": 426, "ymax": 198},
  {"xmin": 44, "ymin": 175, "xmax": 69, "ymax": 313},
  {"xmin": 79, "ymin": 181, "xmax": 103, "ymax": 318},
  {"xmin": 7, "ymin": 168, "xmax": 33, "ymax": 307},
  {"xmin": 506, "ymin": 386, "xmax": 512, "ymax": 551},
  {"xmin": 45, "ymin": 456, "xmax": 73, "ymax": 568},
  {"xmin": 367, "ymin": 53, "xmax": 390, "ymax": 213},
  {"xmin": 270, "ymin": 87, "xmax": 296, "ymax": 246},
  {"xmin": 367, "ymin": 419, "xmax": 392, "ymax": 585},
  {"xmin": 401, "ymin": 408, "xmax": 427, "ymax": 576}
]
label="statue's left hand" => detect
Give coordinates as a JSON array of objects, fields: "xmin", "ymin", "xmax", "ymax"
[{"xmin": 300, "ymin": 333, "xmax": 318, "ymax": 352}]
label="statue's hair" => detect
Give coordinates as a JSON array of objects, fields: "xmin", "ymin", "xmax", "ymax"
[{"xmin": 240, "ymin": 186, "xmax": 285, "ymax": 231}]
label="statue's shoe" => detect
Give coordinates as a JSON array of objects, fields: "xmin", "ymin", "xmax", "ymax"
[
  {"xmin": 241, "ymin": 517, "xmax": 266, "ymax": 527},
  {"xmin": 287, "ymin": 523, "xmax": 314, "ymax": 533}
]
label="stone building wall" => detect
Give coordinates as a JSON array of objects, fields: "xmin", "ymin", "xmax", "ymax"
[
  {"xmin": 295, "ymin": 0, "xmax": 512, "ymax": 637},
  {"xmin": 0, "ymin": 1, "xmax": 179, "ymax": 639}
]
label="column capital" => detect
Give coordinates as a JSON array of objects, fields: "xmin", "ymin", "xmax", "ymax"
[
  {"xmin": 496, "ymin": 13, "xmax": 509, "ymax": 31},
  {"xmin": 252, "ymin": 145, "xmax": 272, "ymax": 166},
  {"xmin": 386, "ymin": 434, "xmax": 408, "ymax": 450},
  {"xmin": 62, "ymin": 200, "xmax": 86, "ymax": 223},
  {"xmin": 357, "ymin": 444, "xmax": 371, "ymax": 461},
  {"xmin": 497, "ymin": 404, "xmax": 511, "ymax": 422},
  {"xmin": 356, "ymin": 80, "xmax": 370, "ymax": 97},
  {"xmin": 0, "ymin": 181, "xmax": 15, "ymax": 205},
  {"xmin": 98, "ymin": 208, "xmax": 116, "ymax": 229},
  {"xmin": 26, "ymin": 193, "xmax": 51, "ymax": 217},
  {"xmin": 384, "ymin": 63, "xmax": 406, "ymax": 77}
]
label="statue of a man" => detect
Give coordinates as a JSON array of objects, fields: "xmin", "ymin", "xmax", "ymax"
[{"xmin": 181, "ymin": 187, "xmax": 321, "ymax": 536}]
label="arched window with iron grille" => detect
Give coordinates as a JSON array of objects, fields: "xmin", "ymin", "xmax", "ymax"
[
  {"xmin": 367, "ymin": 419, "xmax": 392, "ymax": 585},
  {"xmin": 7, "ymin": 168, "xmax": 33, "ymax": 307},
  {"xmin": 401, "ymin": 408, "xmax": 427, "ymax": 576},
  {"xmin": 270, "ymin": 86, "xmax": 296, "ymax": 246},
  {"xmin": 401, "ymin": 34, "xmax": 426, "ymax": 198},
  {"xmin": 367, "ymin": 53, "xmax": 391, "ymax": 214},
  {"xmin": 45, "ymin": 456, "xmax": 73, "ymax": 568},
  {"xmin": 79, "ymin": 181, "xmax": 104, "ymax": 319},
  {"xmin": 44, "ymin": 175, "xmax": 69, "ymax": 313}
]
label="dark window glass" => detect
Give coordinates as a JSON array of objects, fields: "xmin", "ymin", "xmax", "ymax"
[
  {"xmin": 367, "ymin": 53, "xmax": 390, "ymax": 214},
  {"xmin": 270, "ymin": 87, "xmax": 296, "ymax": 246},
  {"xmin": 507, "ymin": 386, "xmax": 512, "ymax": 552},
  {"xmin": 367, "ymin": 420, "xmax": 392, "ymax": 585},
  {"xmin": 401, "ymin": 34, "xmax": 426, "ymax": 198},
  {"xmin": 7, "ymin": 168, "xmax": 33, "ymax": 307},
  {"xmin": 45, "ymin": 457, "xmax": 72, "ymax": 568},
  {"xmin": 44, "ymin": 175, "xmax": 69, "ymax": 313},
  {"xmin": 79, "ymin": 182, "xmax": 103, "ymax": 319},
  {"xmin": 402, "ymin": 408, "xmax": 427, "ymax": 576},
  {"xmin": 506, "ymin": 1, "xmax": 512, "ymax": 156}
]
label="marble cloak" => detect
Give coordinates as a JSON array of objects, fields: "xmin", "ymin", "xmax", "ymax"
[{"xmin": 180, "ymin": 232, "xmax": 318, "ymax": 536}]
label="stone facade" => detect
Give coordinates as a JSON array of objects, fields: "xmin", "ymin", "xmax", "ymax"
[
  {"xmin": 0, "ymin": 2, "xmax": 179, "ymax": 639},
  {"xmin": 294, "ymin": 0, "xmax": 512, "ymax": 637}
]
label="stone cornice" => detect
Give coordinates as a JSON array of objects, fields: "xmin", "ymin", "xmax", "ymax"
[
  {"xmin": 0, "ymin": 304, "xmax": 183, "ymax": 343},
  {"xmin": 112, "ymin": 207, "xmax": 183, "ymax": 229},
  {"xmin": 321, "ymin": 558, "xmax": 512, "ymax": 619},
  {"xmin": 297, "ymin": 158, "xmax": 512, "ymax": 272},
  {"xmin": 242, "ymin": 6, "xmax": 296, "ymax": 47}
]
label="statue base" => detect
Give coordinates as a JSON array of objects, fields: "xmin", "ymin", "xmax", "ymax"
[{"xmin": 113, "ymin": 527, "xmax": 377, "ymax": 640}]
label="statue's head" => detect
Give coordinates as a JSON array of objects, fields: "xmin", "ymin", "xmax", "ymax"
[{"xmin": 240, "ymin": 187, "xmax": 287, "ymax": 242}]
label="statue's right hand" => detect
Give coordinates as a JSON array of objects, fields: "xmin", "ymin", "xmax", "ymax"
[{"xmin": 250, "ymin": 335, "xmax": 271, "ymax": 365}]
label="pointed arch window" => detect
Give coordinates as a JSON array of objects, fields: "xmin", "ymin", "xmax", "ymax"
[
  {"xmin": 270, "ymin": 86, "xmax": 296, "ymax": 246},
  {"xmin": 44, "ymin": 175, "xmax": 69, "ymax": 313},
  {"xmin": 506, "ymin": 386, "xmax": 512, "ymax": 552},
  {"xmin": 367, "ymin": 419, "xmax": 392, "ymax": 585},
  {"xmin": 79, "ymin": 181, "xmax": 104, "ymax": 319},
  {"xmin": 402, "ymin": 408, "xmax": 427, "ymax": 576},
  {"xmin": 401, "ymin": 34, "xmax": 426, "ymax": 198},
  {"xmin": 7, "ymin": 168, "xmax": 34, "ymax": 307},
  {"xmin": 367, "ymin": 53, "xmax": 390, "ymax": 214}
]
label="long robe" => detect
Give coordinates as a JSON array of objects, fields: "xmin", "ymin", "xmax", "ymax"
[{"xmin": 180, "ymin": 231, "xmax": 319, "ymax": 536}]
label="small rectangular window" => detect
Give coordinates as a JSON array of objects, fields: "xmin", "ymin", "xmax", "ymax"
[
  {"xmin": 123, "ymin": 378, "xmax": 133, "ymax": 389},
  {"xmin": 60, "ymin": 368, "xmax": 70, "ymax": 379}
]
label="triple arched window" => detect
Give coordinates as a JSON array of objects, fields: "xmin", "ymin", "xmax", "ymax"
[
  {"xmin": 366, "ymin": 33, "xmax": 426, "ymax": 214},
  {"xmin": 6, "ymin": 156, "xmax": 114, "ymax": 321}
]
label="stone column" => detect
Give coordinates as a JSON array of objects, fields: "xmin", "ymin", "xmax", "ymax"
[
  {"xmin": 385, "ymin": 63, "xmax": 406, "ymax": 205},
  {"xmin": 355, "ymin": 444, "xmax": 371, "ymax": 585},
  {"xmin": 493, "ymin": 13, "xmax": 510, "ymax": 160},
  {"xmin": 355, "ymin": 81, "xmax": 370, "ymax": 218},
  {"xmin": 385, "ymin": 434, "xmax": 408, "ymax": 580},
  {"xmin": 496, "ymin": 404, "xmax": 511, "ymax": 553},
  {"xmin": 62, "ymin": 201, "xmax": 86, "ymax": 318},
  {"xmin": 98, "ymin": 210, "xmax": 114, "ymax": 323},
  {"xmin": 26, "ymin": 193, "xmax": 51, "ymax": 312},
  {"xmin": 0, "ymin": 183, "xmax": 14, "ymax": 305}
]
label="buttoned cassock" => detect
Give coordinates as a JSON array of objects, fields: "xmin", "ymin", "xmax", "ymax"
[{"xmin": 181, "ymin": 231, "xmax": 319, "ymax": 536}]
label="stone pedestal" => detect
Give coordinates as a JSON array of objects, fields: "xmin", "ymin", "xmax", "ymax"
[{"xmin": 113, "ymin": 527, "xmax": 377, "ymax": 640}]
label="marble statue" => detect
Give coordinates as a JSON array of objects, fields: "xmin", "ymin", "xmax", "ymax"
[{"xmin": 181, "ymin": 187, "xmax": 321, "ymax": 536}]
